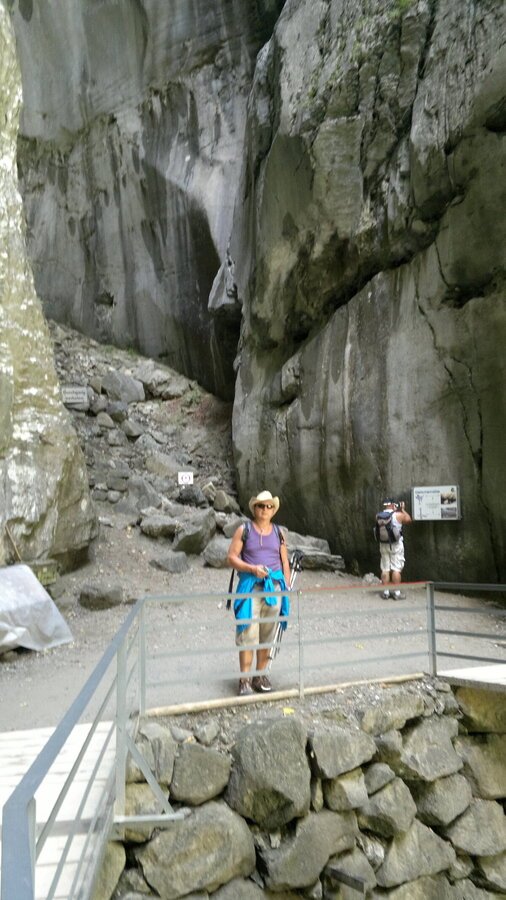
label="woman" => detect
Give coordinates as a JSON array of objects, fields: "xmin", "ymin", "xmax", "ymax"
[{"xmin": 227, "ymin": 490, "xmax": 291, "ymax": 696}]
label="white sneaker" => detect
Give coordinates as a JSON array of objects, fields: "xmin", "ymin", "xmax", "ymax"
[
  {"xmin": 392, "ymin": 590, "xmax": 405, "ymax": 600},
  {"xmin": 381, "ymin": 589, "xmax": 391, "ymax": 600}
]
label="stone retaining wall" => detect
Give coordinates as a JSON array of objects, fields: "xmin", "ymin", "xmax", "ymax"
[{"xmin": 94, "ymin": 682, "xmax": 506, "ymax": 899}]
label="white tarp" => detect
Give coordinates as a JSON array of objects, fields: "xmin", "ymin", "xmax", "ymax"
[{"xmin": 0, "ymin": 564, "xmax": 73, "ymax": 654}]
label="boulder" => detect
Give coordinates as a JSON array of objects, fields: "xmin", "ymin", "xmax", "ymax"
[
  {"xmin": 116, "ymin": 475, "xmax": 161, "ymax": 512},
  {"xmin": 410, "ymin": 772, "xmax": 473, "ymax": 827},
  {"xmin": 135, "ymin": 801, "xmax": 255, "ymax": 898},
  {"xmin": 370, "ymin": 874, "xmax": 456, "ymax": 899},
  {"xmin": 203, "ymin": 534, "xmax": 230, "ymax": 568},
  {"xmin": 363, "ymin": 762, "xmax": 396, "ymax": 795},
  {"xmin": 355, "ymin": 691, "xmax": 425, "ymax": 735},
  {"xmin": 476, "ymin": 850, "xmax": 506, "ymax": 893},
  {"xmin": 375, "ymin": 819, "xmax": 456, "ymax": 888},
  {"xmin": 126, "ymin": 722, "xmax": 178, "ymax": 786},
  {"xmin": 151, "ymin": 551, "xmax": 189, "ymax": 574},
  {"xmin": 79, "ymin": 582, "xmax": 123, "ymax": 610},
  {"xmin": 225, "ymin": 717, "xmax": 311, "ymax": 829},
  {"xmin": 323, "ymin": 767, "xmax": 368, "ymax": 812},
  {"xmin": 309, "ymin": 725, "xmax": 376, "ymax": 778},
  {"xmin": 325, "ymin": 846, "xmax": 376, "ymax": 897},
  {"xmin": 260, "ymin": 810, "xmax": 358, "ymax": 890},
  {"xmin": 172, "ymin": 509, "xmax": 216, "ymax": 554},
  {"xmin": 454, "ymin": 688, "xmax": 506, "ymax": 734},
  {"xmin": 442, "ymin": 799, "xmax": 506, "ymax": 857},
  {"xmin": 358, "ymin": 778, "xmax": 417, "ymax": 838},
  {"xmin": 91, "ymin": 841, "xmax": 125, "ymax": 900},
  {"xmin": 102, "ymin": 372, "xmax": 145, "ymax": 404},
  {"xmin": 139, "ymin": 515, "xmax": 180, "ymax": 539},
  {"xmin": 211, "ymin": 878, "xmax": 265, "ymax": 899},
  {"xmin": 124, "ymin": 782, "xmax": 164, "ymax": 843},
  {"xmin": 170, "ymin": 743, "xmax": 231, "ymax": 805},
  {"xmin": 454, "ymin": 734, "xmax": 506, "ymax": 799},
  {"xmin": 213, "ymin": 490, "xmax": 241, "ymax": 514},
  {"xmin": 377, "ymin": 715, "xmax": 463, "ymax": 781}
]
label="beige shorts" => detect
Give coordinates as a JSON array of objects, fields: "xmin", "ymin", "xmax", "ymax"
[
  {"xmin": 235, "ymin": 593, "xmax": 281, "ymax": 648},
  {"xmin": 380, "ymin": 541, "xmax": 405, "ymax": 574}
]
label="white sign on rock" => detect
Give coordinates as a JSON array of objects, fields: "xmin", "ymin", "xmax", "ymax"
[
  {"xmin": 412, "ymin": 485, "xmax": 461, "ymax": 521},
  {"xmin": 178, "ymin": 471, "xmax": 194, "ymax": 486},
  {"xmin": 61, "ymin": 385, "xmax": 89, "ymax": 409}
]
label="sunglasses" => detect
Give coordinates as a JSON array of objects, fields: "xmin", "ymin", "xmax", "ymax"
[{"xmin": 255, "ymin": 503, "xmax": 274, "ymax": 510}]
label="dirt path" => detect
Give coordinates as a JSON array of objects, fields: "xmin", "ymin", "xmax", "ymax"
[{"xmin": 1, "ymin": 537, "xmax": 504, "ymax": 732}]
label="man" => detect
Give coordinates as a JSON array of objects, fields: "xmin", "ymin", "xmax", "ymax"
[{"xmin": 377, "ymin": 498, "xmax": 412, "ymax": 600}]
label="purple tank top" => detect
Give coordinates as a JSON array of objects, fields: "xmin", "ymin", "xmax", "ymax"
[{"xmin": 242, "ymin": 525, "xmax": 282, "ymax": 571}]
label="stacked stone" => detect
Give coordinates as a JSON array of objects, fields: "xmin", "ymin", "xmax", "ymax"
[{"xmin": 93, "ymin": 683, "xmax": 506, "ymax": 899}]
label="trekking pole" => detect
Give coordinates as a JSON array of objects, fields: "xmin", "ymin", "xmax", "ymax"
[{"xmin": 267, "ymin": 550, "xmax": 304, "ymax": 671}]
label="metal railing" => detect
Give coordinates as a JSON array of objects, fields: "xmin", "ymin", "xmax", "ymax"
[{"xmin": 1, "ymin": 581, "xmax": 504, "ymax": 899}]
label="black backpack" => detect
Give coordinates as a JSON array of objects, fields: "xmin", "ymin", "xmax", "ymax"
[
  {"xmin": 226, "ymin": 521, "xmax": 285, "ymax": 608},
  {"xmin": 374, "ymin": 510, "xmax": 402, "ymax": 545}
]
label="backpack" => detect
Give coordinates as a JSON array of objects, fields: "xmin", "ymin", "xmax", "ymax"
[
  {"xmin": 226, "ymin": 521, "xmax": 285, "ymax": 608},
  {"xmin": 374, "ymin": 510, "xmax": 402, "ymax": 545}
]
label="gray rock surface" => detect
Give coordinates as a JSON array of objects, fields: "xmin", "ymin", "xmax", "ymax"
[
  {"xmin": 226, "ymin": 717, "xmax": 311, "ymax": 829},
  {"xmin": 11, "ymin": 0, "xmax": 285, "ymax": 399},
  {"xmin": 443, "ymin": 800, "xmax": 506, "ymax": 858},
  {"xmin": 260, "ymin": 810, "xmax": 358, "ymax": 890},
  {"xmin": 170, "ymin": 743, "xmax": 231, "ymax": 805},
  {"xmin": 411, "ymin": 773, "xmax": 473, "ymax": 827},
  {"xmin": 378, "ymin": 714, "xmax": 463, "ymax": 781},
  {"xmin": 309, "ymin": 724, "xmax": 377, "ymax": 778},
  {"xmin": 135, "ymin": 801, "xmax": 256, "ymax": 898},
  {"xmin": 226, "ymin": 0, "xmax": 506, "ymax": 582},
  {"xmin": 0, "ymin": 7, "xmax": 97, "ymax": 568},
  {"xmin": 358, "ymin": 777, "xmax": 417, "ymax": 838},
  {"xmin": 375, "ymin": 818, "xmax": 456, "ymax": 888},
  {"xmin": 454, "ymin": 735, "xmax": 506, "ymax": 800}
]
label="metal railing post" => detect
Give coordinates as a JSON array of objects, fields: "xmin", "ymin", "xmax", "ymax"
[
  {"xmin": 426, "ymin": 581, "xmax": 437, "ymax": 676},
  {"xmin": 115, "ymin": 642, "xmax": 128, "ymax": 828},
  {"xmin": 297, "ymin": 590, "xmax": 305, "ymax": 699},
  {"xmin": 139, "ymin": 602, "xmax": 146, "ymax": 717}
]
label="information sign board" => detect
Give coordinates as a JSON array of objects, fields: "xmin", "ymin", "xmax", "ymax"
[
  {"xmin": 61, "ymin": 385, "xmax": 89, "ymax": 409},
  {"xmin": 178, "ymin": 471, "xmax": 194, "ymax": 486},
  {"xmin": 411, "ymin": 485, "xmax": 461, "ymax": 521}
]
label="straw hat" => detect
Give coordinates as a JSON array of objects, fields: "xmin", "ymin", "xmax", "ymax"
[{"xmin": 248, "ymin": 490, "xmax": 280, "ymax": 516}]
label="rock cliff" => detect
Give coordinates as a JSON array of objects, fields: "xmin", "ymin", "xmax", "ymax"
[
  {"xmin": 7, "ymin": 0, "xmax": 506, "ymax": 580},
  {"xmin": 227, "ymin": 0, "xmax": 506, "ymax": 580},
  {"xmin": 0, "ymin": 6, "xmax": 97, "ymax": 568},
  {"xmin": 10, "ymin": 0, "xmax": 285, "ymax": 399}
]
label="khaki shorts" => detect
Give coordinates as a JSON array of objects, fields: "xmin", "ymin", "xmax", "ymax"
[
  {"xmin": 235, "ymin": 592, "xmax": 281, "ymax": 648},
  {"xmin": 380, "ymin": 541, "xmax": 405, "ymax": 574}
]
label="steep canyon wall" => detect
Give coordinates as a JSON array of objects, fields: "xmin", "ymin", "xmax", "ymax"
[
  {"xmin": 8, "ymin": 0, "xmax": 506, "ymax": 580},
  {"xmin": 227, "ymin": 0, "xmax": 506, "ymax": 580},
  {"xmin": 10, "ymin": 0, "xmax": 285, "ymax": 399},
  {"xmin": 0, "ymin": 6, "xmax": 97, "ymax": 567}
]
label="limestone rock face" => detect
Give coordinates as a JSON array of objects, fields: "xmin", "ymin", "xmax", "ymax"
[
  {"xmin": 227, "ymin": 0, "xmax": 506, "ymax": 581},
  {"xmin": 10, "ymin": 0, "xmax": 285, "ymax": 400},
  {"xmin": 0, "ymin": 6, "xmax": 97, "ymax": 568}
]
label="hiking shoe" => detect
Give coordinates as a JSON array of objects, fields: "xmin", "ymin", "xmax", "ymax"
[
  {"xmin": 381, "ymin": 589, "xmax": 391, "ymax": 600},
  {"xmin": 391, "ymin": 590, "xmax": 406, "ymax": 600},
  {"xmin": 252, "ymin": 675, "xmax": 272, "ymax": 693},
  {"xmin": 238, "ymin": 678, "xmax": 254, "ymax": 696}
]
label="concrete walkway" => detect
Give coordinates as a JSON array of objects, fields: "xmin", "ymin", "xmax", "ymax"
[{"xmin": 0, "ymin": 722, "xmax": 115, "ymax": 900}]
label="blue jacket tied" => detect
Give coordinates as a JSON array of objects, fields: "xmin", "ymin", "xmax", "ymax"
[{"xmin": 234, "ymin": 569, "xmax": 290, "ymax": 635}]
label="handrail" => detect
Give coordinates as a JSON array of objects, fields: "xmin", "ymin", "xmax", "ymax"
[
  {"xmin": 2, "ymin": 580, "xmax": 504, "ymax": 900},
  {"xmin": 1, "ymin": 599, "xmax": 142, "ymax": 900}
]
